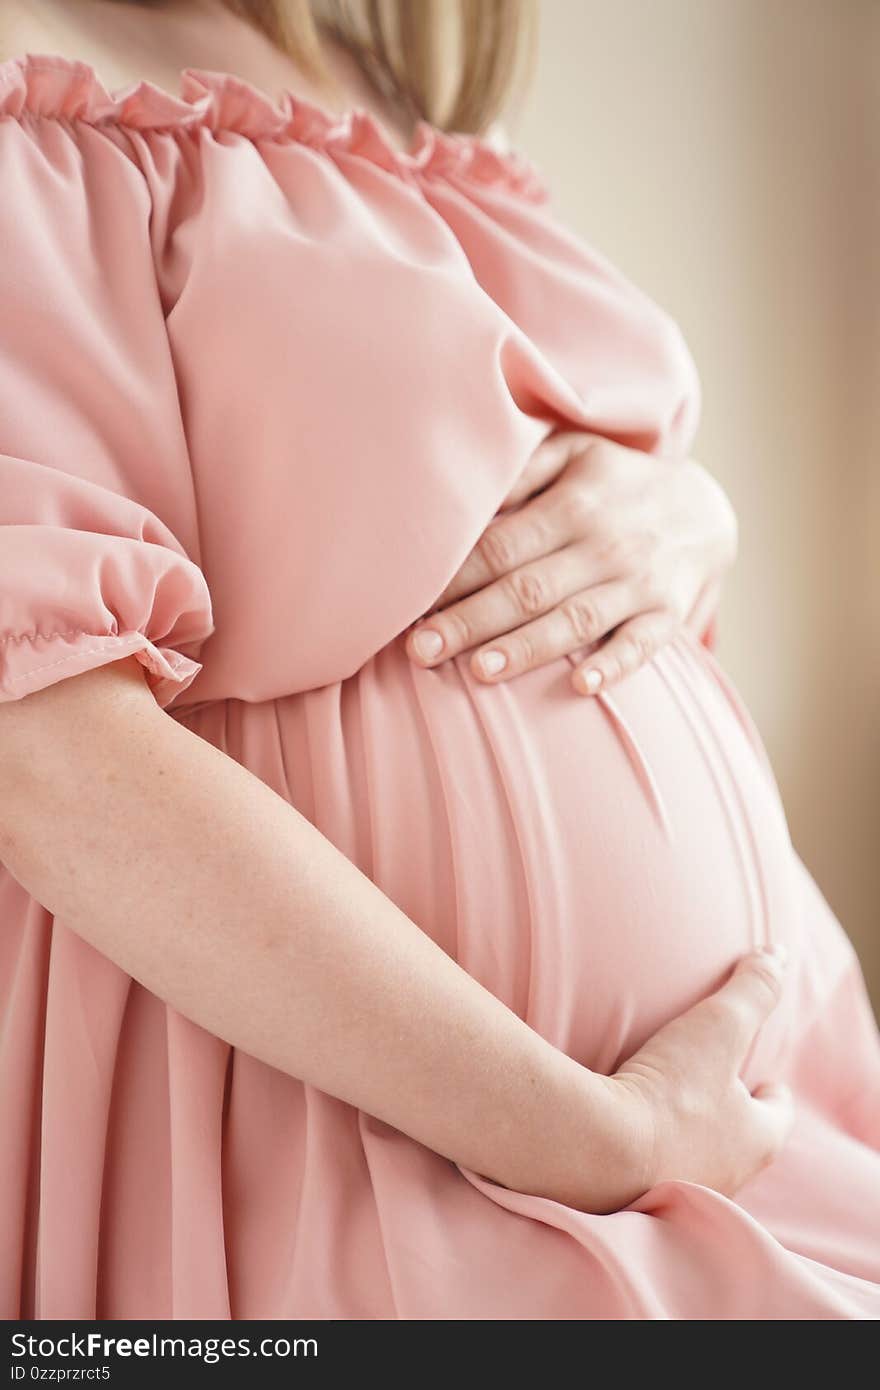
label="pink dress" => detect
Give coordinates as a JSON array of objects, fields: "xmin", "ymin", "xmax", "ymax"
[{"xmin": 1, "ymin": 53, "xmax": 878, "ymax": 1321}]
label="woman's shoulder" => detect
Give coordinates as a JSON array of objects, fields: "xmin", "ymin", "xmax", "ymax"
[
  {"xmin": 0, "ymin": 55, "xmax": 160, "ymax": 249},
  {"xmin": 0, "ymin": 49, "xmax": 698, "ymax": 461},
  {"xmin": 0, "ymin": 49, "xmax": 559, "ymax": 317}
]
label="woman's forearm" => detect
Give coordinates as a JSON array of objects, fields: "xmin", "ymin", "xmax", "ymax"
[{"xmin": 0, "ymin": 656, "xmax": 638, "ymax": 1209}]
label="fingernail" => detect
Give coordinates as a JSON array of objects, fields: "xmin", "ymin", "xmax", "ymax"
[
  {"xmin": 412, "ymin": 628, "xmax": 444, "ymax": 662},
  {"xmin": 479, "ymin": 649, "xmax": 508, "ymax": 677},
  {"xmin": 578, "ymin": 669, "xmax": 602, "ymax": 694}
]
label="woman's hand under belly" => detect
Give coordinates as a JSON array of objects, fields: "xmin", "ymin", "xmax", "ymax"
[{"xmin": 589, "ymin": 945, "xmax": 795, "ymax": 1210}]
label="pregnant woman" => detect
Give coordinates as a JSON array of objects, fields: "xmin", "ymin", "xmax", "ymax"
[{"xmin": 1, "ymin": 0, "xmax": 878, "ymax": 1320}]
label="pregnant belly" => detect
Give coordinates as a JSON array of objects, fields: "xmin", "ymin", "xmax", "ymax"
[{"xmin": 186, "ymin": 628, "xmax": 801, "ymax": 1076}]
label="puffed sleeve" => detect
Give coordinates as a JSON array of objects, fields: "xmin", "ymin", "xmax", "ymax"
[{"xmin": 0, "ymin": 111, "xmax": 213, "ymax": 709}]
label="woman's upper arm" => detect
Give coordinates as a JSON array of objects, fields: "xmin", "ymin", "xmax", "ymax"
[{"xmin": 0, "ymin": 655, "xmax": 158, "ymax": 797}]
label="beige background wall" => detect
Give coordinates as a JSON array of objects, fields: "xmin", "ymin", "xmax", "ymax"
[{"xmin": 516, "ymin": 0, "xmax": 880, "ymax": 1009}]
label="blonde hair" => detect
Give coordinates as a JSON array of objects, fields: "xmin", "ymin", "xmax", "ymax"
[{"xmin": 115, "ymin": 1, "xmax": 538, "ymax": 134}]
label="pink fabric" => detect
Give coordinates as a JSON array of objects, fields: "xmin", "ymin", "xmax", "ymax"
[{"xmin": 0, "ymin": 53, "xmax": 877, "ymax": 1320}]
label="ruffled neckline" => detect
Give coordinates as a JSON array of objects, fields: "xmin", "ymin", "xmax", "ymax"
[{"xmin": 0, "ymin": 52, "xmax": 549, "ymax": 203}]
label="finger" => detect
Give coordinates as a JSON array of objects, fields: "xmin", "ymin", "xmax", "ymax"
[
  {"xmin": 468, "ymin": 578, "xmax": 641, "ymax": 683},
  {"xmin": 429, "ymin": 507, "xmax": 551, "ymax": 612},
  {"xmin": 708, "ymin": 947, "xmax": 790, "ymax": 1059},
  {"xmin": 499, "ymin": 430, "xmax": 587, "ymax": 510},
  {"xmin": 430, "ymin": 480, "xmax": 593, "ymax": 612},
  {"xmin": 571, "ymin": 610, "xmax": 678, "ymax": 696},
  {"xmin": 425, "ymin": 461, "xmax": 603, "ymax": 614},
  {"xmin": 746, "ymin": 1081, "xmax": 796, "ymax": 1165},
  {"xmin": 407, "ymin": 544, "xmax": 614, "ymax": 668}
]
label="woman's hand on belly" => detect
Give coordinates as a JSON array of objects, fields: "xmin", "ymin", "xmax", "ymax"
[
  {"xmin": 405, "ymin": 430, "xmax": 737, "ymax": 695},
  {"xmin": 593, "ymin": 947, "xmax": 796, "ymax": 1209}
]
